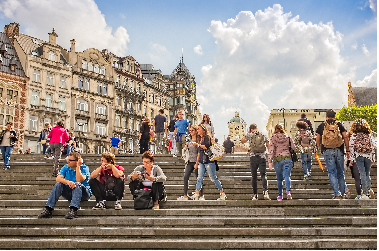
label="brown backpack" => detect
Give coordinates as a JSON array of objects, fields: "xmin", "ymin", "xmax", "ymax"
[{"xmin": 322, "ymin": 121, "xmax": 343, "ymax": 148}]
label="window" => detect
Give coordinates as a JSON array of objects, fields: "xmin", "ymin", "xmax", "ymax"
[
  {"xmin": 33, "ymin": 69, "xmax": 41, "ymax": 82},
  {"xmin": 116, "ymin": 75, "xmax": 120, "ymax": 86},
  {"xmin": 143, "ymin": 106, "xmax": 146, "ymax": 116},
  {"xmin": 76, "ymin": 119, "xmax": 88, "ymax": 132},
  {"xmin": 96, "ymin": 123, "xmax": 106, "ymax": 135},
  {"xmin": 7, "ymin": 89, "xmax": 18, "ymax": 102},
  {"xmin": 129, "ymin": 101, "xmax": 133, "ymax": 110},
  {"xmin": 48, "ymin": 51, "xmax": 55, "ymax": 61},
  {"xmin": 130, "ymin": 81, "xmax": 134, "ymax": 92},
  {"xmin": 45, "ymin": 93, "xmax": 52, "ymax": 107},
  {"xmin": 136, "ymin": 83, "xmax": 140, "ymax": 94},
  {"xmin": 58, "ymin": 96, "xmax": 66, "ymax": 111},
  {"xmin": 4, "ymin": 108, "xmax": 13, "ymax": 125},
  {"xmin": 31, "ymin": 91, "xmax": 39, "ymax": 105},
  {"xmin": 94, "ymin": 64, "xmax": 99, "ymax": 73},
  {"xmin": 291, "ymin": 121, "xmax": 296, "ymax": 129},
  {"xmin": 78, "ymin": 77, "xmax": 83, "ymax": 89},
  {"xmin": 150, "ymin": 93, "xmax": 154, "ymax": 103},
  {"xmin": 47, "ymin": 72, "xmax": 54, "ymax": 86},
  {"xmin": 60, "ymin": 76, "xmax": 66, "ymax": 88},
  {"xmin": 116, "ymin": 95, "xmax": 121, "ymax": 106},
  {"xmin": 136, "ymin": 120, "xmax": 140, "ymax": 132},
  {"xmin": 96, "ymin": 103, "xmax": 106, "ymax": 115},
  {"xmin": 129, "ymin": 118, "xmax": 134, "ymax": 131},
  {"xmin": 84, "ymin": 79, "xmax": 89, "ymax": 90},
  {"xmin": 88, "ymin": 62, "xmax": 93, "ymax": 71},
  {"xmin": 158, "ymin": 97, "xmax": 161, "ymax": 106},
  {"xmin": 122, "ymin": 117, "xmax": 127, "ymax": 128},
  {"xmin": 115, "ymin": 115, "xmax": 121, "ymax": 127},
  {"xmin": 97, "ymin": 83, "xmax": 107, "ymax": 95},
  {"xmin": 29, "ymin": 115, "xmax": 38, "ymax": 131},
  {"xmin": 100, "ymin": 66, "xmax": 105, "ymax": 75},
  {"xmin": 151, "ymin": 109, "xmax": 154, "ymax": 120},
  {"xmin": 137, "ymin": 102, "xmax": 140, "ymax": 111},
  {"xmin": 123, "ymin": 77, "xmax": 127, "ymax": 88},
  {"xmin": 0, "ymin": 88, "xmax": 3, "ymax": 98},
  {"xmin": 77, "ymin": 99, "xmax": 88, "ymax": 111},
  {"xmin": 143, "ymin": 91, "xmax": 147, "ymax": 100},
  {"xmin": 82, "ymin": 60, "xmax": 87, "ymax": 70}
]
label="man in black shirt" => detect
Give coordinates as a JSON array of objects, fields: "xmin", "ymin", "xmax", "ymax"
[
  {"xmin": 223, "ymin": 137, "xmax": 235, "ymax": 154},
  {"xmin": 167, "ymin": 115, "xmax": 178, "ymax": 157}
]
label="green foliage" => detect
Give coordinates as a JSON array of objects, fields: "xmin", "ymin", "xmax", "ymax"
[{"xmin": 336, "ymin": 105, "xmax": 377, "ymax": 132}]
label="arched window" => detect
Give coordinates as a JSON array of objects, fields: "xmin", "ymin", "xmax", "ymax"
[
  {"xmin": 48, "ymin": 51, "xmax": 55, "ymax": 61},
  {"xmin": 77, "ymin": 99, "xmax": 88, "ymax": 111},
  {"xmin": 94, "ymin": 64, "xmax": 99, "ymax": 73},
  {"xmin": 82, "ymin": 60, "xmax": 87, "ymax": 69},
  {"xmin": 100, "ymin": 66, "xmax": 105, "ymax": 75},
  {"xmin": 96, "ymin": 103, "xmax": 106, "ymax": 115},
  {"xmin": 88, "ymin": 62, "xmax": 93, "ymax": 71}
]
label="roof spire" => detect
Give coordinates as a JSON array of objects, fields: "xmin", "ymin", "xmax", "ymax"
[{"xmin": 181, "ymin": 48, "xmax": 183, "ymax": 63}]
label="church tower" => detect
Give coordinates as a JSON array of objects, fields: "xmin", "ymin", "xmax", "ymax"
[{"xmin": 227, "ymin": 112, "xmax": 248, "ymax": 152}]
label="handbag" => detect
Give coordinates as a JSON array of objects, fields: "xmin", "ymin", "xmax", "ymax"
[
  {"xmin": 208, "ymin": 139, "xmax": 225, "ymax": 161},
  {"xmin": 134, "ymin": 188, "xmax": 153, "ymax": 210},
  {"xmin": 40, "ymin": 140, "xmax": 47, "ymax": 144},
  {"xmin": 288, "ymin": 137, "xmax": 298, "ymax": 163}
]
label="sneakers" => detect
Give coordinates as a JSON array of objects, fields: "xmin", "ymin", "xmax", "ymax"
[
  {"xmin": 263, "ymin": 191, "xmax": 271, "ymax": 200},
  {"xmin": 361, "ymin": 194, "xmax": 370, "ymax": 200},
  {"xmin": 65, "ymin": 208, "xmax": 78, "ymax": 219},
  {"xmin": 199, "ymin": 196, "xmax": 206, "ymax": 201},
  {"xmin": 252, "ymin": 194, "xmax": 258, "ymax": 200},
  {"xmin": 304, "ymin": 175, "xmax": 309, "ymax": 181},
  {"xmin": 3, "ymin": 166, "xmax": 9, "ymax": 170},
  {"xmin": 47, "ymin": 156, "xmax": 54, "ymax": 160},
  {"xmin": 369, "ymin": 189, "xmax": 375, "ymax": 199},
  {"xmin": 217, "ymin": 192, "xmax": 227, "ymax": 201},
  {"xmin": 114, "ymin": 201, "xmax": 122, "ymax": 210},
  {"xmin": 92, "ymin": 201, "xmax": 106, "ymax": 210},
  {"xmin": 345, "ymin": 188, "xmax": 351, "ymax": 199},
  {"xmin": 332, "ymin": 195, "xmax": 343, "ymax": 200},
  {"xmin": 38, "ymin": 207, "xmax": 53, "ymax": 219},
  {"xmin": 177, "ymin": 196, "xmax": 189, "ymax": 201},
  {"xmin": 286, "ymin": 191, "xmax": 292, "ymax": 200},
  {"xmin": 355, "ymin": 195, "xmax": 362, "ymax": 200},
  {"xmin": 190, "ymin": 193, "xmax": 200, "ymax": 200},
  {"xmin": 152, "ymin": 204, "xmax": 159, "ymax": 210},
  {"xmin": 277, "ymin": 196, "xmax": 283, "ymax": 201}
]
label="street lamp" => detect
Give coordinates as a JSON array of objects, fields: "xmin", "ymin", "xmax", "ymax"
[{"xmin": 278, "ymin": 108, "xmax": 285, "ymax": 130}]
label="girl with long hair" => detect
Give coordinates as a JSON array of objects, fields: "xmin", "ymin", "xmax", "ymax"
[{"xmin": 139, "ymin": 117, "xmax": 151, "ymax": 154}]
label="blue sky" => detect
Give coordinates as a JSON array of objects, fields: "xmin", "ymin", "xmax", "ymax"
[{"xmin": 0, "ymin": 0, "xmax": 377, "ymax": 139}]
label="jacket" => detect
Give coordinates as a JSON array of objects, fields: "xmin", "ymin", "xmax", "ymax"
[
  {"xmin": 48, "ymin": 125, "xmax": 69, "ymax": 144},
  {"xmin": 38, "ymin": 130, "xmax": 50, "ymax": 143},
  {"xmin": 126, "ymin": 164, "xmax": 166, "ymax": 183},
  {"xmin": 0, "ymin": 129, "xmax": 18, "ymax": 147},
  {"xmin": 268, "ymin": 133, "xmax": 296, "ymax": 163}
]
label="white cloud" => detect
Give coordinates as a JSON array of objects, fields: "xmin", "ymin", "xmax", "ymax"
[
  {"xmin": 351, "ymin": 41, "xmax": 358, "ymax": 50},
  {"xmin": 0, "ymin": 0, "xmax": 130, "ymax": 55},
  {"xmin": 369, "ymin": 0, "xmax": 377, "ymax": 12},
  {"xmin": 194, "ymin": 45, "xmax": 203, "ymax": 55},
  {"xmin": 362, "ymin": 44, "xmax": 370, "ymax": 56},
  {"xmin": 200, "ymin": 4, "xmax": 354, "ymax": 137},
  {"xmin": 356, "ymin": 69, "xmax": 377, "ymax": 87}
]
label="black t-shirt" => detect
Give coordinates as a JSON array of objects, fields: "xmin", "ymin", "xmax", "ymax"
[
  {"xmin": 154, "ymin": 114, "xmax": 167, "ymax": 133},
  {"xmin": 316, "ymin": 119, "xmax": 346, "ymax": 153},
  {"xmin": 168, "ymin": 119, "xmax": 176, "ymax": 132},
  {"xmin": 223, "ymin": 139, "xmax": 235, "ymax": 153},
  {"xmin": 140, "ymin": 122, "xmax": 150, "ymax": 134}
]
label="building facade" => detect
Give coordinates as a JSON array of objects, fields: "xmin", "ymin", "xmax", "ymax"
[{"xmin": 227, "ymin": 112, "xmax": 248, "ymax": 152}]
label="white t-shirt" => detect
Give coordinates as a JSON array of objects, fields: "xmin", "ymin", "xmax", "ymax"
[
  {"xmin": 141, "ymin": 167, "xmax": 155, "ymax": 187},
  {"xmin": 0, "ymin": 132, "xmax": 11, "ymax": 146}
]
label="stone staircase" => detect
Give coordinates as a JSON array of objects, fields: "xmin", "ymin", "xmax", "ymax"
[{"xmin": 0, "ymin": 154, "xmax": 376, "ymax": 249}]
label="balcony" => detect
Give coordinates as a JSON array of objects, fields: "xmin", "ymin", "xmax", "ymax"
[
  {"xmin": 75, "ymin": 110, "xmax": 90, "ymax": 118},
  {"xmin": 95, "ymin": 114, "xmax": 108, "ymax": 121}
]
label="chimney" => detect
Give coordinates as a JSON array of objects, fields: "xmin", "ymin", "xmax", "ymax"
[
  {"xmin": 4, "ymin": 23, "xmax": 19, "ymax": 44},
  {"xmin": 48, "ymin": 28, "xmax": 58, "ymax": 44},
  {"xmin": 70, "ymin": 39, "xmax": 76, "ymax": 53}
]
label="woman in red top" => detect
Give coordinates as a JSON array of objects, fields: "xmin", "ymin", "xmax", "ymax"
[{"xmin": 48, "ymin": 121, "xmax": 69, "ymax": 177}]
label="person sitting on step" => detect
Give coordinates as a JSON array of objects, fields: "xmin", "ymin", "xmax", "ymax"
[{"xmin": 89, "ymin": 152, "xmax": 125, "ymax": 210}]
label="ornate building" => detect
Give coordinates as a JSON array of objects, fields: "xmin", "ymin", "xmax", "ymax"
[
  {"xmin": 9, "ymin": 24, "xmax": 72, "ymax": 153},
  {"xmin": 348, "ymin": 81, "xmax": 377, "ymax": 107},
  {"xmin": 0, "ymin": 29, "xmax": 28, "ymax": 152},
  {"xmin": 227, "ymin": 112, "xmax": 248, "ymax": 152},
  {"xmin": 166, "ymin": 56, "xmax": 198, "ymax": 124}
]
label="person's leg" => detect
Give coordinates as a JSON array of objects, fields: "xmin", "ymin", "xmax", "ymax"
[
  {"xmin": 89, "ymin": 178, "xmax": 106, "ymax": 202},
  {"xmin": 129, "ymin": 179, "xmax": 140, "ymax": 198},
  {"xmin": 50, "ymin": 143, "xmax": 62, "ymax": 175},
  {"xmin": 335, "ymin": 149, "xmax": 346, "ymax": 196},
  {"xmin": 0, "ymin": 146, "xmax": 5, "ymax": 168},
  {"xmin": 323, "ymin": 149, "xmax": 341, "ymax": 197},
  {"xmin": 183, "ymin": 162, "xmax": 195, "ymax": 196},
  {"xmin": 45, "ymin": 182, "xmax": 68, "ymax": 209},
  {"xmin": 42, "ymin": 144, "xmax": 47, "ymax": 155},
  {"xmin": 350, "ymin": 162, "xmax": 362, "ymax": 195},
  {"xmin": 356, "ymin": 156, "xmax": 369, "ymax": 194},
  {"xmin": 300, "ymin": 153, "xmax": 308, "ymax": 179},
  {"xmin": 250, "ymin": 156, "xmax": 259, "ymax": 195},
  {"xmin": 176, "ymin": 135, "xmax": 184, "ymax": 157},
  {"xmin": 273, "ymin": 161, "xmax": 283, "ymax": 197},
  {"xmin": 195, "ymin": 163, "xmax": 206, "ymax": 191},
  {"xmin": 69, "ymin": 182, "xmax": 91, "ymax": 209},
  {"xmin": 206, "ymin": 162, "xmax": 223, "ymax": 191},
  {"xmin": 4, "ymin": 146, "xmax": 13, "ymax": 167},
  {"xmin": 113, "ymin": 178, "xmax": 125, "ymax": 201},
  {"xmin": 152, "ymin": 182, "xmax": 165, "ymax": 202},
  {"xmin": 194, "ymin": 168, "xmax": 204, "ymax": 197},
  {"xmin": 306, "ymin": 152, "xmax": 312, "ymax": 176},
  {"xmin": 363, "ymin": 157, "xmax": 372, "ymax": 192},
  {"xmin": 258, "ymin": 156, "xmax": 268, "ymax": 193},
  {"xmin": 282, "ymin": 159, "xmax": 293, "ymax": 194}
]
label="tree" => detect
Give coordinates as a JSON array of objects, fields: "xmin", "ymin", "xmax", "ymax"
[{"xmin": 336, "ymin": 105, "xmax": 377, "ymax": 132}]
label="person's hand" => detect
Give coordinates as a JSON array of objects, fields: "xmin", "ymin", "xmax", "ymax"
[
  {"xmin": 77, "ymin": 158, "xmax": 83, "ymax": 167},
  {"xmin": 346, "ymin": 152, "xmax": 350, "ymax": 160},
  {"xmin": 349, "ymin": 161, "xmax": 354, "ymax": 166},
  {"xmin": 144, "ymin": 173, "xmax": 155, "ymax": 181},
  {"xmin": 191, "ymin": 142, "xmax": 198, "ymax": 146},
  {"xmin": 194, "ymin": 163, "xmax": 198, "ymax": 170},
  {"xmin": 67, "ymin": 180, "xmax": 76, "ymax": 189},
  {"xmin": 269, "ymin": 163, "xmax": 273, "ymax": 171},
  {"xmin": 131, "ymin": 173, "xmax": 140, "ymax": 180}
]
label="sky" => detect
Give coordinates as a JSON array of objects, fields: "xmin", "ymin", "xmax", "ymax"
[{"xmin": 0, "ymin": 0, "xmax": 377, "ymax": 139}]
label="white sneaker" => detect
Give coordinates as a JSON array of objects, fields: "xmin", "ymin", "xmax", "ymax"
[
  {"xmin": 263, "ymin": 191, "xmax": 271, "ymax": 200},
  {"xmin": 252, "ymin": 194, "xmax": 258, "ymax": 201},
  {"xmin": 369, "ymin": 189, "xmax": 375, "ymax": 199},
  {"xmin": 217, "ymin": 192, "xmax": 227, "ymax": 201},
  {"xmin": 199, "ymin": 196, "xmax": 205, "ymax": 201},
  {"xmin": 361, "ymin": 194, "xmax": 370, "ymax": 200},
  {"xmin": 114, "ymin": 201, "xmax": 122, "ymax": 210},
  {"xmin": 47, "ymin": 156, "xmax": 54, "ymax": 160},
  {"xmin": 177, "ymin": 196, "xmax": 188, "ymax": 201},
  {"xmin": 190, "ymin": 193, "xmax": 200, "ymax": 200}
]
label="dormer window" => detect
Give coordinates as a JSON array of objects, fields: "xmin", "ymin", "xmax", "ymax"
[
  {"xmin": 100, "ymin": 66, "xmax": 105, "ymax": 75},
  {"xmin": 82, "ymin": 60, "xmax": 87, "ymax": 70},
  {"xmin": 88, "ymin": 62, "xmax": 93, "ymax": 71},
  {"xmin": 48, "ymin": 51, "xmax": 55, "ymax": 61},
  {"xmin": 0, "ymin": 44, "xmax": 7, "ymax": 57},
  {"xmin": 9, "ymin": 57, "xmax": 17, "ymax": 71},
  {"xmin": 94, "ymin": 64, "xmax": 99, "ymax": 73}
]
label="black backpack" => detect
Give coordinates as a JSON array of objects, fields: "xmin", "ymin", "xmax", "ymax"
[{"xmin": 134, "ymin": 188, "xmax": 153, "ymax": 210}]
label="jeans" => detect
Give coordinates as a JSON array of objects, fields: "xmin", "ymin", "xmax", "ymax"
[
  {"xmin": 176, "ymin": 134, "xmax": 186, "ymax": 157},
  {"xmin": 356, "ymin": 156, "xmax": 372, "ymax": 195},
  {"xmin": 65, "ymin": 145, "xmax": 73, "ymax": 157},
  {"xmin": 300, "ymin": 152, "xmax": 312, "ymax": 177},
  {"xmin": 169, "ymin": 132, "xmax": 177, "ymax": 155},
  {"xmin": 273, "ymin": 158, "xmax": 293, "ymax": 196},
  {"xmin": 45, "ymin": 182, "xmax": 91, "ymax": 209},
  {"xmin": 196, "ymin": 162, "xmax": 223, "ymax": 191},
  {"xmin": 42, "ymin": 144, "xmax": 48, "ymax": 154},
  {"xmin": 323, "ymin": 148, "xmax": 346, "ymax": 197},
  {"xmin": 183, "ymin": 162, "xmax": 203, "ymax": 196},
  {"xmin": 250, "ymin": 155, "xmax": 268, "ymax": 194},
  {"xmin": 348, "ymin": 161, "xmax": 361, "ymax": 195},
  {"xmin": 0, "ymin": 146, "xmax": 13, "ymax": 167},
  {"xmin": 89, "ymin": 178, "xmax": 125, "ymax": 202},
  {"xmin": 50, "ymin": 143, "xmax": 63, "ymax": 174},
  {"xmin": 156, "ymin": 132, "xmax": 165, "ymax": 153}
]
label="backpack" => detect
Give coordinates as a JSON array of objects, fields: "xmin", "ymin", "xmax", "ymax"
[
  {"xmin": 322, "ymin": 121, "xmax": 343, "ymax": 148},
  {"xmin": 354, "ymin": 133, "xmax": 371, "ymax": 154},
  {"xmin": 299, "ymin": 130, "xmax": 312, "ymax": 147},
  {"xmin": 249, "ymin": 132, "xmax": 266, "ymax": 153}
]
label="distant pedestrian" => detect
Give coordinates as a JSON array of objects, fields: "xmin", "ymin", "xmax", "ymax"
[
  {"xmin": 294, "ymin": 121, "xmax": 316, "ymax": 180},
  {"xmin": 223, "ymin": 137, "xmax": 235, "ymax": 154},
  {"xmin": 109, "ymin": 135, "xmax": 121, "ymax": 155},
  {"xmin": 298, "ymin": 113, "xmax": 314, "ymax": 135},
  {"xmin": 174, "ymin": 111, "xmax": 190, "ymax": 158},
  {"xmin": 0, "ymin": 122, "xmax": 18, "ymax": 170},
  {"xmin": 48, "ymin": 121, "xmax": 69, "ymax": 177},
  {"xmin": 154, "ymin": 109, "xmax": 167, "ymax": 154},
  {"xmin": 268, "ymin": 124, "xmax": 296, "ymax": 201},
  {"xmin": 241, "ymin": 124, "xmax": 270, "ymax": 200},
  {"xmin": 139, "ymin": 117, "xmax": 151, "ymax": 154},
  {"xmin": 348, "ymin": 118, "xmax": 376, "ymax": 200},
  {"xmin": 25, "ymin": 148, "xmax": 32, "ymax": 154},
  {"xmin": 316, "ymin": 109, "xmax": 349, "ymax": 199},
  {"xmin": 168, "ymin": 115, "xmax": 178, "ymax": 156},
  {"xmin": 201, "ymin": 114, "xmax": 214, "ymax": 139},
  {"xmin": 38, "ymin": 123, "xmax": 51, "ymax": 156},
  {"xmin": 64, "ymin": 130, "xmax": 74, "ymax": 157}
]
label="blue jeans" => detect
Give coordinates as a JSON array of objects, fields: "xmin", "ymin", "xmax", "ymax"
[
  {"xmin": 196, "ymin": 162, "xmax": 223, "ymax": 191},
  {"xmin": 42, "ymin": 144, "xmax": 48, "ymax": 154},
  {"xmin": 300, "ymin": 152, "xmax": 312, "ymax": 177},
  {"xmin": 0, "ymin": 146, "xmax": 13, "ymax": 167},
  {"xmin": 323, "ymin": 148, "xmax": 346, "ymax": 197},
  {"xmin": 356, "ymin": 156, "xmax": 372, "ymax": 195},
  {"xmin": 273, "ymin": 158, "xmax": 293, "ymax": 196},
  {"xmin": 45, "ymin": 182, "xmax": 91, "ymax": 209}
]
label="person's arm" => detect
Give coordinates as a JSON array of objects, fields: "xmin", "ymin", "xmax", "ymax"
[
  {"xmin": 194, "ymin": 152, "xmax": 200, "ymax": 170},
  {"xmin": 90, "ymin": 165, "xmax": 103, "ymax": 179},
  {"xmin": 75, "ymin": 158, "xmax": 86, "ymax": 183},
  {"xmin": 241, "ymin": 137, "xmax": 247, "ymax": 144},
  {"xmin": 111, "ymin": 164, "xmax": 123, "ymax": 178},
  {"xmin": 316, "ymin": 134, "xmax": 321, "ymax": 151},
  {"xmin": 342, "ymin": 131, "xmax": 350, "ymax": 159},
  {"xmin": 174, "ymin": 128, "xmax": 177, "ymax": 139}
]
